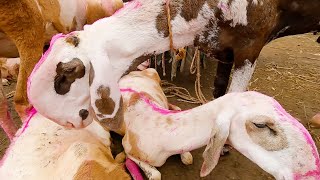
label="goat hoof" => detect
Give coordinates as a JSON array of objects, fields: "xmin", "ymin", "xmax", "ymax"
[
  {"xmin": 180, "ymin": 152, "xmax": 193, "ymax": 165},
  {"xmin": 148, "ymin": 170, "xmax": 161, "ymax": 180}
]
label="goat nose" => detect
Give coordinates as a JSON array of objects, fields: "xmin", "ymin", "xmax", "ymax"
[{"xmin": 79, "ymin": 109, "xmax": 89, "ymax": 121}]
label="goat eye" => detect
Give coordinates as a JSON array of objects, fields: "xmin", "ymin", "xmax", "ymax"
[{"xmin": 253, "ymin": 123, "xmax": 267, "ymax": 128}]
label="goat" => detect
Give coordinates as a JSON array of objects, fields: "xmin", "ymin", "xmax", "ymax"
[
  {"xmin": 0, "ymin": 0, "xmax": 124, "ymax": 140},
  {"xmin": 27, "ymin": 0, "xmax": 320, "ymax": 131},
  {"xmin": 118, "ymin": 68, "xmax": 320, "ymax": 179},
  {"xmin": 0, "ymin": 111, "xmax": 130, "ymax": 180},
  {"xmin": 0, "ymin": 0, "xmax": 123, "ymax": 121}
]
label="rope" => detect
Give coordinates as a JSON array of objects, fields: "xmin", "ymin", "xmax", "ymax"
[
  {"xmin": 164, "ymin": 1, "xmax": 208, "ymax": 105},
  {"xmin": 6, "ymin": 91, "xmax": 15, "ymax": 99},
  {"xmin": 166, "ymin": 0, "xmax": 175, "ymax": 52},
  {"xmin": 189, "ymin": 47, "xmax": 208, "ymax": 104},
  {"xmin": 161, "ymin": 81, "xmax": 202, "ymax": 104}
]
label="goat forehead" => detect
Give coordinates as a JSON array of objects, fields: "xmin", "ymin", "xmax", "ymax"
[{"xmin": 272, "ymin": 100, "xmax": 320, "ymax": 173}]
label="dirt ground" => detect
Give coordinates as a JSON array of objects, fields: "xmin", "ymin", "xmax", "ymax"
[{"xmin": 0, "ymin": 33, "xmax": 319, "ymax": 179}]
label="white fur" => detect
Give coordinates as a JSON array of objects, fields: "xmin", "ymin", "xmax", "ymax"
[
  {"xmin": 118, "ymin": 69, "xmax": 319, "ymax": 179},
  {"xmin": 0, "ymin": 114, "xmax": 118, "ymax": 180},
  {"xmin": 218, "ymin": 0, "xmax": 249, "ymax": 27},
  {"xmin": 228, "ymin": 59, "xmax": 257, "ymax": 93}
]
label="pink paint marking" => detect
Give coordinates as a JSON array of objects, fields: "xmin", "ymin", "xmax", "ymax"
[
  {"xmin": 272, "ymin": 99, "xmax": 320, "ymax": 179},
  {"xmin": 120, "ymin": 88, "xmax": 185, "ymax": 115},
  {"xmin": 0, "ymin": 108, "xmax": 37, "ymax": 167},
  {"xmin": 125, "ymin": 158, "xmax": 144, "ymax": 180},
  {"xmin": 27, "ymin": 33, "xmax": 67, "ymax": 101}
]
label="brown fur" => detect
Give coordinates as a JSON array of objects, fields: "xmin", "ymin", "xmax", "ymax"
[
  {"xmin": 95, "ymin": 86, "xmax": 116, "ymax": 115},
  {"xmin": 125, "ymin": 130, "xmax": 152, "ymax": 164},
  {"xmin": 37, "ymin": 0, "xmax": 66, "ymax": 33},
  {"xmin": 86, "ymin": 3, "xmax": 109, "ymax": 25},
  {"xmin": 155, "ymin": 0, "xmax": 180, "ymax": 37},
  {"xmin": 89, "ymin": 62, "xmax": 95, "ymax": 86},
  {"xmin": 74, "ymin": 160, "xmax": 130, "ymax": 180},
  {"xmin": 100, "ymin": 98, "xmax": 124, "ymax": 134},
  {"xmin": 54, "ymin": 58, "xmax": 86, "ymax": 95},
  {"xmin": 65, "ymin": 35, "xmax": 80, "ymax": 47},
  {"xmin": 181, "ymin": 0, "xmax": 207, "ymax": 22},
  {"xmin": 0, "ymin": 0, "xmax": 46, "ymax": 120}
]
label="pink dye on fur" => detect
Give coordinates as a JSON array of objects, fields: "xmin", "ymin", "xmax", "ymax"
[
  {"xmin": 0, "ymin": 108, "xmax": 37, "ymax": 167},
  {"xmin": 120, "ymin": 88, "xmax": 185, "ymax": 115},
  {"xmin": 27, "ymin": 33, "xmax": 66, "ymax": 101},
  {"xmin": 125, "ymin": 158, "xmax": 144, "ymax": 180},
  {"xmin": 272, "ymin": 99, "xmax": 320, "ymax": 179}
]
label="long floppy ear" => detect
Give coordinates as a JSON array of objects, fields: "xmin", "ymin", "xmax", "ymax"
[
  {"xmin": 89, "ymin": 53, "xmax": 121, "ymax": 125},
  {"xmin": 200, "ymin": 121, "xmax": 230, "ymax": 177}
]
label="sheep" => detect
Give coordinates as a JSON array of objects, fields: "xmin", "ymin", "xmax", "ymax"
[
  {"xmin": 118, "ymin": 68, "xmax": 320, "ymax": 180},
  {"xmin": 0, "ymin": 111, "xmax": 130, "ymax": 180},
  {"xmin": 0, "ymin": 0, "xmax": 124, "ymax": 121},
  {"xmin": 27, "ymin": 0, "xmax": 320, "ymax": 131},
  {"xmin": 0, "ymin": 0, "xmax": 124, "ymax": 141}
]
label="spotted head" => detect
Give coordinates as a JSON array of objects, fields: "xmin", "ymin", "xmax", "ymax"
[
  {"xmin": 201, "ymin": 92, "xmax": 320, "ymax": 179},
  {"xmin": 27, "ymin": 33, "xmax": 121, "ymax": 129}
]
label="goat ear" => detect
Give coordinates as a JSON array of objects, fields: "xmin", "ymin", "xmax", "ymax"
[
  {"xmin": 200, "ymin": 126, "xmax": 230, "ymax": 177},
  {"xmin": 89, "ymin": 54, "xmax": 121, "ymax": 127}
]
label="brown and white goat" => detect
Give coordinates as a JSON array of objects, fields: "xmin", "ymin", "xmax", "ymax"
[
  {"xmin": 118, "ymin": 69, "xmax": 320, "ymax": 180},
  {"xmin": 0, "ymin": 112, "xmax": 130, "ymax": 180},
  {"xmin": 0, "ymin": 0, "xmax": 124, "ymax": 140},
  {"xmin": 27, "ymin": 0, "xmax": 320, "ymax": 131},
  {"xmin": 0, "ymin": 0, "xmax": 123, "ymax": 121}
]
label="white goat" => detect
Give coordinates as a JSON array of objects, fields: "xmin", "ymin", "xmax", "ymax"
[
  {"xmin": 27, "ymin": 0, "xmax": 320, "ymax": 131},
  {"xmin": 118, "ymin": 69, "xmax": 320, "ymax": 180},
  {"xmin": 0, "ymin": 111, "xmax": 130, "ymax": 180}
]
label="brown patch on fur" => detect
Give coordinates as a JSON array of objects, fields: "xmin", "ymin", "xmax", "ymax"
[
  {"xmin": 95, "ymin": 86, "xmax": 116, "ymax": 115},
  {"xmin": 128, "ymin": 93, "xmax": 141, "ymax": 107},
  {"xmin": 85, "ymin": 1, "xmax": 123, "ymax": 24},
  {"xmin": 100, "ymin": 98, "xmax": 124, "ymax": 133},
  {"xmin": 89, "ymin": 62, "xmax": 95, "ymax": 86},
  {"xmin": 37, "ymin": 0, "xmax": 66, "ymax": 33},
  {"xmin": 65, "ymin": 35, "xmax": 80, "ymax": 47},
  {"xmin": 86, "ymin": 3, "xmax": 108, "ymax": 25},
  {"xmin": 245, "ymin": 116, "xmax": 288, "ymax": 151},
  {"xmin": 74, "ymin": 160, "xmax": 130, "ymax": 180},
  {"xmin": 125, "ymin": 130, "xmax": 151, "ymax": 163},
  {"xmin": 155, "ymin": 0, "xmax": 181, "ymax": 37},
  {"xmin": 123, "ymin": 55, "xmax": 150, "ymax": 77},
  {"xmin": 155, "ymin": 0, "xmax": 210, "ymax": 37},
  {"xmin": 54, "ymin": 58, "xmax": 86, "ymax": 95},
  {"xmin": 181, "ymin": 0, "xmax": 207, "ymax": 21},
  {"xmin": 166, "ymin": 117, "xmax": 173, "ymax": 125}
]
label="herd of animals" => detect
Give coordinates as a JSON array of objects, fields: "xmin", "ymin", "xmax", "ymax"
[{"xmin": 0, "ymin": 0, "xmax": 319, "ymax": 179}]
